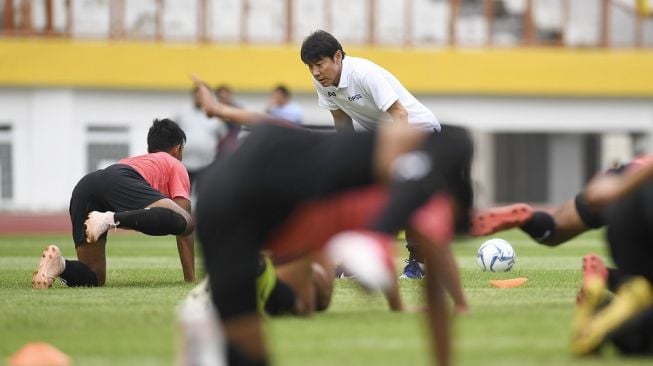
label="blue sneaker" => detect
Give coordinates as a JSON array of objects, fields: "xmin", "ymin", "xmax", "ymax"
[{"xmin": 399, "ymin": 259, "xmax": 425, "ymax": 279}]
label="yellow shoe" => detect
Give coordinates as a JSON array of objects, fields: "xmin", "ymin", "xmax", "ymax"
[
  {"xmin": 256, "ymin": 254, "xmax": 277, "ymax": 314},
  {"xmin": 571, "ymin": 276, "xmax": 653, "ymax": 356}
]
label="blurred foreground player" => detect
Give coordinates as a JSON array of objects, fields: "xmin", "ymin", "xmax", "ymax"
[
  {"xmin": 570, "ymin": 156, "xmax": 653, "ymax": 356},
  {"xmin": 195, "ymin": 109, "xmax": 473, "ymax": 365},
  {"xmin": 32, "ymin": 119, "xmax": 195, "ymax": 288},
  {"xmin": 471, "ymin": 155, "xmax": 653, "ymax": 356},
  {"xmin": 471, "ymin": 156, "xmax": 653, "ymax": 297},
  {"xmin": 192, "ymin": 76, "xmax": 469, "ymax": 317}
]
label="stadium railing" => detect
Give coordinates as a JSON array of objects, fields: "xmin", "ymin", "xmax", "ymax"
[{"xmin": 1, "ymin": 0, "xmax": 652, "ymax": 48}]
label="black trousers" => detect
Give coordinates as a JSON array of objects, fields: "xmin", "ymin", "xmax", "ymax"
[{"xmin": 605, "ymin": 179, "xmax": 653, "ymax": 283}]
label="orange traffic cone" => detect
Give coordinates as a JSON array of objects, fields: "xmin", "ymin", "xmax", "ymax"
[{"xmin": 7, "ymin": 342, "xmax": 71, "ymax": 366}]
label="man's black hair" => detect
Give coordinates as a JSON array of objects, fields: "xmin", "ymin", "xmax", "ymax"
[
  {"xmin": 147, "ymin": 118, "xmax": 186, "ymax": 153},
  {"xmin": 300, "ymin": 30, "xmax": 346, "ymax": 65}
]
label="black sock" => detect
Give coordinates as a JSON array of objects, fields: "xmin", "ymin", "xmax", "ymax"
[
  {"xmin": 264, "ymin": 280, "xmax": 297, "ymax": 316},
  {"xmin": 520, "ymin": 211, "xmax": 556, "ymax": 244},
  {"xmin": 407, "ymin": 249, "xmax": 424, "ymax": 263},
  {"xmin": 227, "ymin": 343, "xmax": 269, "ymax": 366},
  {"xmin": 607, "ymin": 267, "xmax": 630, "ymax": 293},
  {"xmin": 60, "ymin": 260, "xmax": 99, "ymax": 287},
  {"xmin": 114, "ymin": 207, "xmax": 187, "ymax": 236}
]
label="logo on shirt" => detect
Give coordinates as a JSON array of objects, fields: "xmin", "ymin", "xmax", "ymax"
[
  {"xmin": 327, "ymin": 91, "xmax": 337, "ymax": 97},
  {"xmin": 348, "ymin": 94, "xmax": 362, "ymax": 102}
]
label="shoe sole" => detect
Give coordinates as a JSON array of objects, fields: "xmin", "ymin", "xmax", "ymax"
[
  {"xmin": 470, "ymin": 203, "xmax": 533, "ymax": 236},
  {"xmin": 571, "ymin": 276, "xmax": 653, "ymax": 355},
  {"xmin": 84, "ymin": 211, "xmax": 109, "ymax": 243},
  {"xmin": 32, "ymin": 245, "xmax": 62, "ymax": 289}
]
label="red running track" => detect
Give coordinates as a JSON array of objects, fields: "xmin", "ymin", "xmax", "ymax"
[{"xmin": 0, "ymin": 213, "xmax": 70, "ymax": 234}]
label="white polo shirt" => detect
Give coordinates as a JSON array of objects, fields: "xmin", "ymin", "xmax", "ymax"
[{"xmin": 314, "ymin": 56, "xmax": 440, "ymax": 131}]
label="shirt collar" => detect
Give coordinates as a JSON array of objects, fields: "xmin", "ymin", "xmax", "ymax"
[{"xmin": 336, "ymin": 56, "xmax": 351, "ymax": 89}]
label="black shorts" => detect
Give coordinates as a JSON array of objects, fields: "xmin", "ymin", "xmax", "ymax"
[
  {"xmin": 196, "ymin": 124, "xmax": 376, "ymax": 319},
  {"xmin": 69, "ymin": 164, "xmax": 165, "ymax": 246},
  {"xmin": 605, "ymin": 179, "xmax": 653, "ymax": 283},
  {"xmin": 575, "ymin": 164, "xmax": 631, "ymax": 229},
  {"xmin": 574, "ymin": 193, "xmax": 606, "ymax": 229}
]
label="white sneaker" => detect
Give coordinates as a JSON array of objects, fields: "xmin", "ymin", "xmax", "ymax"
[
  {"xmin": 327, "ymin": 231, "xmax": 395, "ymax": 292},
  {"xmin": 32, "ymin": 245, "xmax": 65, "ymax": 289},
  {"xmin": 85, "ymin": 211, "xmax": 117, "ymax": 243}
]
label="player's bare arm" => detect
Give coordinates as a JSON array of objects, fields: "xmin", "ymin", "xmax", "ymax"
[
  {"xmin": 330, "ymin": 108, "xmax": 354, "ymax": 132},
  {"xmin": 386, "ymin": 100, "xmax": 409, "ymax": 125},
  {"xmin": 174, "ymin": 197, "xmax": 195, "ymax": 282},
  {"xmin": 190, "ymin": 74, "xmax": 288, "ymax": 126}
]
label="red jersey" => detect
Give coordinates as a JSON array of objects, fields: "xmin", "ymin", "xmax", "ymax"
[{"xmin": 119, "ymin": 152, "xmax": 190, "ymax": 200}]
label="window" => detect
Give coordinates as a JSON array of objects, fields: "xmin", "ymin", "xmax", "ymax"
[
  {"xmin": 0, "ymin": 124, "xmax": 13, "ymax": 200},
  {"xmin": 86, "ymin": 125, "xmax": 129, "ymax": 172}
]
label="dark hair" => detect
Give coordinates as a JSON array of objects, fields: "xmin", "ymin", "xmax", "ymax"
[
  {"xmin": 147, "ymin": 118, "xmax": 186, "ymax": 153},
  {"xmin": 300, "ymin": 30, "xmax": 345, "ymax": 65},
  {"xmin": 274, "ymin": 84, "xmax": 291, "ymax": 98}
]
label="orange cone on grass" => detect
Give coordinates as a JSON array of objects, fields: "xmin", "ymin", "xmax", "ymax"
[{"xmin": 7, "ymin": 342, "xmax": 71, "ymax": 366}]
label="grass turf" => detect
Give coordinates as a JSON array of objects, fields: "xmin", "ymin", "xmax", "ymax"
[{"xmin": 0, "ymin": 230, "xmax": 651, "ymax": 365}]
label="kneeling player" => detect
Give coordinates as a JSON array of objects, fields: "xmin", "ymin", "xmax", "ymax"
[{"xmin": 32, "ymin": 119, "xmax": 195, "ymax": 288}]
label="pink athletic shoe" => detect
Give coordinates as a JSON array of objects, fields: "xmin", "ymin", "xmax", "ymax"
[
  {"xmin": 576, "ymin": 253, "xmax": 609, "ymax": 304},
  {"xmin": 470, "ymin": 203, "xmax": 533, "ymax": 236}
]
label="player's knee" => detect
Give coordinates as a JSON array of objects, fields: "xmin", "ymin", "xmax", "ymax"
[
  {"xmin": 227, "ymin": 343, "xmax": 269, "ymax": 366},
  {"xmin": 264, "ymin": 280, "xmax": 297, "ymax": 316},
  {"xmin": 168, "ymin": 210, "xmax": 188, "ymax": 235}
]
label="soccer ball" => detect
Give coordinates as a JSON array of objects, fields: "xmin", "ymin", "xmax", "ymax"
[{"xmin": 476, "ymin": 238, "xmax": 516, "ymax": 272}]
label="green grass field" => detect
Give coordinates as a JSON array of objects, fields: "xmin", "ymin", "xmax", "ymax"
[{"xmin": 0, "ymin": 230, "xmax": 650, "ymax": 366}]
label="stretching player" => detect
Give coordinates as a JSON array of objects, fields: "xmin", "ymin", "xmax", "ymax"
[
  {"xmin": 32, "ymin": 119, "xmax": 195, "ymax": 288},
  {"xmin": 471, "ymin": 156, "xmax": 653, "ymax": 295},
  {"xmin": 570, "ymin": 156, "xmax": 653, "ymax": 355},
  {"xmin": 194, "ymin": 100, "xmax": 474, "ymax": 366},
  {"xmin": 300, "ymin": 29, "xmax": 451, "ymax": 282},
  {"xmin": 468, "ymin": 155, "xmax": 653, "ymax": 355}
]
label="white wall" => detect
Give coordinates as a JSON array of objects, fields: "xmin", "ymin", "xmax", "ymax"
[{"xmin": 0, "ymin": 87, "xmax": 651, "ymax": 211}]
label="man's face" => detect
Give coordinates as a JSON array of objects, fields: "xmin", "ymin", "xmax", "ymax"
[
  {"xmin": 216, "ymin": 90, "xmax": 233, "ymax": 105},
  {"xmin": 270, "ymin": 90, "xmax": 285, "ymax": 106},
  {"xmin": 307, "ymin": 51, "xmax": 343, "ymax": 87}
]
